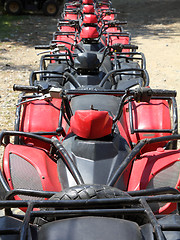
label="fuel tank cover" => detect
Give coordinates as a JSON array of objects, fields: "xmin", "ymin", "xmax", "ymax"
[
  {"xmin": 70, "ymin": 110, "xmax": 113, "ymax": 139},
  {"xmin": 82, "ymin": 0, "xmax": 93, "ymax": 4},
  {"xmin": 80, "ymin": 27, "xmax": 99, "ymax": 39},
  {"xmin": 82, "ymin": 5, "xmax": 95, "ymax": 14},
  {"xmin": 83, "ymin": 14, "xmax": 98, "ymax": 24}
]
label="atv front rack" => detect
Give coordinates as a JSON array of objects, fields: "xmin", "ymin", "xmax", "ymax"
[{"xmin": 0, "ymin": 191, "xmax": 180, "ymax": 240}]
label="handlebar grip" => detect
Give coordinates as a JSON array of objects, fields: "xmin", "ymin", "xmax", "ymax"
[
  {"xmin": 34, "ymin": 45, "xmax": 51, "ymax": 49},
  {"xmin": 151, "ymin": 89, "xmax": 177, "ymax": 98},
  {"xmin": 13, "ymin": 85, "xmax": 40, "ymax": 93},
  {"xmin": 132, "ymin": 87, "xmax": 177, "ymax": 102},
  {"xmin": 122, "ymin": 44, "xmax": 138, "ymax": 50},
  {"xmin": 118, "ymin": 21, "xmax": 127, "ymax": 25},
  {"xmin": 111, "ymin": 43, "xmax": 138, "ymax": 52},
  {"xmin": 108, "ymin": 20, "xmax": 127, "ymax": 25}
]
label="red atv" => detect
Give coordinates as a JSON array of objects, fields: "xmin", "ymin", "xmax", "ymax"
[
  {"xmin": 53, "ymin": 17, "xmax": 130, "ymax": 52},
  {"xmin": 33, "ymin": 43, "xmax": 147, "ymax": 89},
  {"xmin": 55, "ymin": 0, "xmax": 129, "ymax": 51},
  {"xmin": 0, "ymin": 87, "xmax": 180, "ymax": 240},
  {"xmin": 1, "ymin": 86, "xmax": 178, "ymax": 207}
]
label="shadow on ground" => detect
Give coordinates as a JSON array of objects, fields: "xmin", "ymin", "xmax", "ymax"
[
  {"xmin": 1, "ymin": 0, "xmax": 180, "ymax": 45},
  {"xmin": 113, "ymin": 0, "xmax": 180, "ymax": 38}
]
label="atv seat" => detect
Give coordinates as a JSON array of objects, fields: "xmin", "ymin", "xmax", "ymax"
[
  {"xmin": 70, "ymin": 94, "xmax": 120, "ymax": 115},
  {"xmin": 38, "ymin": 216, "xmax": 143, "ymax": 240}
]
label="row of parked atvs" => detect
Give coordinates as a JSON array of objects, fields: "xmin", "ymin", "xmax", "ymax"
[{"xmin": 0, "ymin": 0, "xmax": 180, "ymax": 239}]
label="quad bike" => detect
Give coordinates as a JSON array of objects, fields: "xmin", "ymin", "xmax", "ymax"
[
  {"xmin": 4, "ymin": 86, "xmax": 178, "ymax": 197},
  {"xmin": 57, "ymin": 3, "xmax": 127, "ymax": 49},
  {"xmin": 13, "ymin": 53, "xmax": 151, "ymax": 152},
  {"xmin": 10, "ymin": 44, "xmax": 150, "ymax": 157},
  {"xmin": 58, "ymin": 0, "xmax": 123, "ymax": 40},
  {"xmin": 33, "ymin": 43, "xmax": 147, "ymax": 89},
  {"xmin": 0, "ymin": 87, "xmax": 180, "ymax": 240},
  {"xmin": 62, "ymin": 0, "xmax": 118, "ymax": 22},
  {"xmin": 53, "ymin": 16, "xmax": 130, "ymax": 51},
  {"xmin": 0, "ymin": 1, "xmax": 179, "ymax": 238},
  {"xmin": 3, "ymin": 0, "xmax": 61, "ymax": 15}
]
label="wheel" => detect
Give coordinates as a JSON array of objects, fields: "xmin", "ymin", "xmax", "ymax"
[
  {"xmin": 4, "ymin": 0, "xmax": 22, "ymax": 14},
  {"xmin": 42, "ymin": 0, "xmax": 59, "ymax": 16},
  {"xmin": 50, "ymin": 184, "xmax": 130, "ymax": 200},
  {"xmin": 34, "ymin": 184, "xmax": 131, "ymax": 226},
  {"xmin": 35, "ymin": 185, "xmax": 130, "ymax": 225}
]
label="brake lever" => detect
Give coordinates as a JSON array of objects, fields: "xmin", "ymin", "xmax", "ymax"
[
  {"xmin": 37, "ymin": 50, "xmax": 52, "ymax": 56},
  {"xmin": 37, "ymin": 44, "xmax": 66, "ymax": 56},
  {"xmin": 16, "ymin": 93, "xmax": 52, "ymax": 106}
]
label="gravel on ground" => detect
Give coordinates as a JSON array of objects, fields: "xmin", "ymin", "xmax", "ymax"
[{"xmin": 0, "ymin": 0, "xmax": 180, "ymax": 157}]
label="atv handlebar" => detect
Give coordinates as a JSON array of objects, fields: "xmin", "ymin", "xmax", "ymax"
[
  {"xmin": 64, "ymin": 88, "xmax": 177, "ymax": 99},
  {"xmin": 13, "ymin": 83, "xmax": 177, "ymax": 99}
]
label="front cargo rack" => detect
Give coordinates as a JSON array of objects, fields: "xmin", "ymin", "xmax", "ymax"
[{"xmin": 0, "ymin": 190, "xmax": 180, "ymax": 240}]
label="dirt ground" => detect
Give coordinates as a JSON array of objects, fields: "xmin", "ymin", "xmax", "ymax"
[{"xmin": 0, "ymin": 0, "xmax": 180, "ymax": 157}]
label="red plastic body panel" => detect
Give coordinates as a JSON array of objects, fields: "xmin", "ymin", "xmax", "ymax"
[
  {"xmin": 3, "ymin": 144, "xmax": 62, "ymax": 199},
  {"xmin": 105, "ymin": 27, "xmax": 130, "ymax": 53},
  {"xmin": 66, "ymin": 5, "xmax": 76, "ymax": 9},
  {"xmin": 20, "ymin": 98, "xmax": 62, "ymax": 149},
  {"xmin": 80, "ymin": 26, "xmax": 99, "ymax": 39},
  {"xmin": 82, "ymin": 0, "xmax": 93, "ymax": 4},
  {"xmin": 60, "ymin": 26, "xmax": 75, "ymax": 32},
  {"xmin": 122, "ymin": 99, "xmax": 172, "ymax": 153},
  {"xmin": 106, "ymin": 27, "xmax": 119, "ymax": 33},
  {"xmin": 82, "ymin": 5, "xmax": 95, "ymax": 13},
  {"xmin": 55, "ymin": 34, "xmax": 75, "ymax": 50},
  {"xmin": 70, "ymin": 110, "xmax": 113, "ymax": 139},
  {"xmin": 83, "ymin": 14, "xmax": 98, "ymax": 24},
  {"xmin": 64, "ymin": 13, "xmax": 78, "ymax": 20},
  {"xmin": 128, "ymin": 149, "xmax": 180, "ymax": 214},
  {"xmin": 102, "ymin": 14, "xmax": 115, "ymax": 21}
]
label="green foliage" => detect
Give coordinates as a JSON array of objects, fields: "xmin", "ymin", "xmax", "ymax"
[{"xmin": 0, "ymin": 11, "xmax": 26, "ymax": 40}]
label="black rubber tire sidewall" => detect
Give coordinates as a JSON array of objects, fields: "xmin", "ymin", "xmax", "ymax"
[
  {"xmin": 42, "ymin": 0, "xmax": 59, "ymax": 16},
  {"xmin": 4, "ymin": 0, "xmax": 22, "ymax": 15},
  {"xmin": 50, "ymin": 184, "xmax": 130, "ymax": 201}
]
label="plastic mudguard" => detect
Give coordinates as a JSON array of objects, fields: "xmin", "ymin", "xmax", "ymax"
[{"xmin": 3, "ymin": 144, "xmax": 61, "ymax": 200}]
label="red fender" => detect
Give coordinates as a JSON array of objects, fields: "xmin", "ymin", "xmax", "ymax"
[
  {"xmin": 108, "ymin": 33, "xmax": 130, "ymax": 53},
  {"xmin": 102, "ymin": 14, "xmax": 115, "ymax": 21},
  {"xmin": 64, "ymin": 13, "xmax": 78, "ymax": 20},
  {"xmin": 128, "ymin": 148, "xmax": 180, "ymax": 214},
  {"xmin": 60, "ymin": 26, "xmax": 76, "ymax": 32},
  {"xmin": 55, "ymin": 34, "xmax": 75, "ymax": 50},
  {"xmin": 20, "ymin": 98, "xmax": 64, "ymax": 150},
  {"xmin": 3, "ymin": 144, "xmax": 62, "ymax": 200},
  {"xmin": 122, "ymin": 99, "xmax": 172, "ymax": 153}
]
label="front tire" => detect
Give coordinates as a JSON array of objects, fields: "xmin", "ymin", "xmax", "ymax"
[
  {"xmin": 51, "ymin": 184, "xmax": 130, "ymax": 200},
  {"xmin": 35, "ymin": 185, "xmax": 131, "ymax": 226}
]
